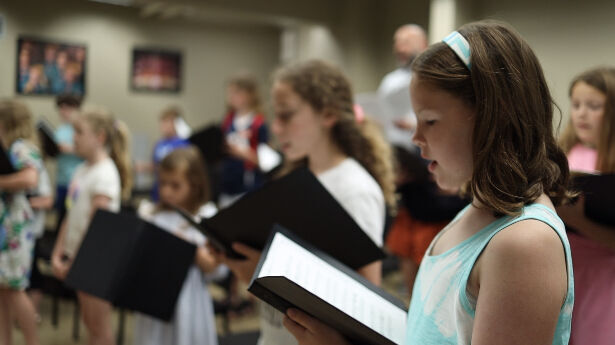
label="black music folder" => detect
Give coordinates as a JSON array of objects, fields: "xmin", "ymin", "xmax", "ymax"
[
  {"xmin": 65, "ymin": 210, "xmax": 196, "ymax": 321},
  {"xmin": 188, "ymin": 125, "xmax": 227, "ymax": 165},
  {"xmin": 573, "ymin": 172, "xmax": 615, "ymax": 226},
  {"xmin": 36, "ymin": 119, "xmax": 60, "ymax": 157},
  {"xmin": 0, "ymin": 145, "xmax": 15, "ymax": 175},
  {"xmin": 178, "ymin": 166, "xmax": 385, "ymax": 270},
  {"xmin": 249, "ymin": 226, "xmax": 407, "ymax": 345}
]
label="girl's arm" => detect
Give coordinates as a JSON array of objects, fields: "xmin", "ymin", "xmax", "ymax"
[
  {"xmin": 556, "ymin": 197, "xmax": 615, "ymax": 251},
  {"xmin": 0, "ymin": 167, "xmax": 38, "ymax": 191},
  {"xmin": 29, "ymin": 195, "xmax": 54, "ymax": 210},
  {"xmin": 90, "ymin": 194, "xmax": 112, "ymax": 218},
  {"xmin": 195, "ymin": 246, "xmax": 218, "ymax": 273},
  {"xmin": 470, "ymin": 219, "xmax": 568, "ymax": 345},
  {"xmin": 51, "ymin": 218, "xmax": 70, "ymax": 279}
]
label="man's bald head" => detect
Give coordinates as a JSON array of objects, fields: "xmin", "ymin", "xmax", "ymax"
[{"xmin": 393, "ymin": 24, "xmax": 428, "ymax": 66}]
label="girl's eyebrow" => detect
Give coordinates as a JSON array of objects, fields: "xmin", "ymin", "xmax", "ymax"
[{"xmin": 416, "ymin": 108, "xmax": 435, "ymax": 117}]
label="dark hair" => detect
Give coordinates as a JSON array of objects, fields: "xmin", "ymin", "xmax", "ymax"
[
  {"xmin": 560, "ymin": 67, "xmax": 615, "ymax": 173},
  {"xmin": 56, "ymin": 94, "xmax": 82, "ymax": 108},
  {"xmin": 411, "ymin": 20, "xmax": 572, "ymax": 216}
]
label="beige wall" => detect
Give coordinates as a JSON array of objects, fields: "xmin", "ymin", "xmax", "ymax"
[
  {"xmin": 275, "ymin": 0, "xmax": 430, "ymax": 93},
  {"xmin": 455, "ymin": 0, "xmax": 615, "ymax": 130},
  {"xmin": 0, "ymin": 0, "xmax": 281, "ymax": 151}
]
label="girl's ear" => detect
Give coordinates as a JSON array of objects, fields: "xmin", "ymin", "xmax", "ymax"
[
  {"xmin": 321, "ymin": 108, "xmax": 338, "ymax": 129},
  {"xmin": 96, "ymin": 129, "xmax": 107, "ymax": 147}
]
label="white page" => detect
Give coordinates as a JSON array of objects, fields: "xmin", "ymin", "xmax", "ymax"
[
  {"xmin": 257, "ymin": 143, "xmax": 282, "ymax": 173},
  {"xmin": 258, "ymin": 232, "xmax": 407, "ymax": 344}
]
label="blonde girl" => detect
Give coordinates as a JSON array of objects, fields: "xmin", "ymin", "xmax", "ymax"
[
  {"xmin": 52, "ymin": 106, "xmax": 131, "ymax": 345},
  {"xmin": 0, "ymin": 100, "xmax": 42, "ymax": 345}
]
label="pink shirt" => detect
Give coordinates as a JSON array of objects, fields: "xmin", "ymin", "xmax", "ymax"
[{"xmin": 567, "ymin": 143, "xmax": 598, "ymax": 173}]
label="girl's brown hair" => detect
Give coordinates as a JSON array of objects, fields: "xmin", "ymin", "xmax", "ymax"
[
  {"xmin": 411, "ymin": 20, "xmax": 572, "ymax": 216},
  {"xmin": 158, "ymin": 146, "xmax": 211, "ymax": 213},
  {"xmin": 274, "ymin": 60, "xmax": 397, "ymax": 210},
  {"xmin": 81, "ymin": 106, "xmax": 133, "ymax": 201},
  {"xmin": 0, "ymin": 99, "xmax": 38, "ymax": 148},
  {"xmin": 227, "ymin": 72, "xmax": 263, "ymax": 114},
  {"xmin": 559, "ymin": 67, "xmax": 615, "ymax": 173}
]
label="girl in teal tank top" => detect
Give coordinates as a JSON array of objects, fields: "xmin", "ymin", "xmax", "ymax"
[{"xmin": 281, "ymin": 20, "xmax": 575, "ymax": 345}]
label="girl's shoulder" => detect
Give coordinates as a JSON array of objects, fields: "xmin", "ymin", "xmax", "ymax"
[
  {"xmin": 319, "ymin": 158, "xmax": 382, "ymax": 198},
  {"xmin": 473, "ymin": 202, "xmax": 568, "ymax": 289},
  {"xmin": 94, "ymin": 157, "xmax": 121, "ymax": 177}
]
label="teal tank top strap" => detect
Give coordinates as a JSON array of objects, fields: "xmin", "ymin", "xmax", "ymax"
[{"xmin": 457, "ymin": 203, "xmax": 573, "ymax": 317}]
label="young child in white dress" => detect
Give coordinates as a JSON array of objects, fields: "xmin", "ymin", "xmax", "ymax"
[{"xmin": 133, "ymin": 146, "xmax": 224, "ymax": 345}]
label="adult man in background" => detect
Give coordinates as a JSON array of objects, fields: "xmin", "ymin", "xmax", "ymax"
[{"xmin": 377, "ymin": 24, "xmax": 427, "ymax": 151}]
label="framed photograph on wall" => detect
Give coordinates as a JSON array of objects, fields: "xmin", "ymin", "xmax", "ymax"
[
  {"xmin": 131, "ymin": 48, "xmax": 182, "ymax": 93},
  {"xmin": 16, "ymin": 36, "xmax": 86, "ymax": 96}
]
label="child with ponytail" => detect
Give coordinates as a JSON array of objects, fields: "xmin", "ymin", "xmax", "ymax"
[
  {"xmin": 52, "ymin": 106, "xmax": 132, "ymax": 345},
  {"xmin": 214, "ymin": 60, "xmax": 396, "ymax": 345}
]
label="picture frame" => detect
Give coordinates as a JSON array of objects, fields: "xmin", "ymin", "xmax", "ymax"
[
  {"xmin": 131, "ymin": 48, "xmax": 182, "ymax": 93},
  {"xmin": 16, "ymin": 36, "xmax": 87, "ymax": 96}
]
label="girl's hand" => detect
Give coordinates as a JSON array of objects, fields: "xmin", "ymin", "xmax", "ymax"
[
  {"xmin": 283, "ymin": 308, "xmax": 351, "ymax": 345},
  {"xmin": 227, "ymin": 142, "xmax": 249, "ymax": 160},
  {"xmin": 212, "ymin": 242, "xmax": 261, "ymax": 284},
  {"xmin": 51, "ymin": 254, "xmax": 71, "ymax": 281},
  {"xmin": 195, "ymin": 246, "xmax": 218, "ymax": 273}
]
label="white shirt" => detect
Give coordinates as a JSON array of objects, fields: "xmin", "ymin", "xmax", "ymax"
[
  {"xmin": 377, "ymin": 67, "xmax": 416, "ymax": 150},
  {"xmin": 63, "ymin": 157, "xmax": 121, "ymax": 258},
  {"xmin": 258, "ymin": 157, "xmax": 386, "ymax": 345},
  {"xmin": 133, "ymin": 202, "xmax": 223, "ymax": 345}
]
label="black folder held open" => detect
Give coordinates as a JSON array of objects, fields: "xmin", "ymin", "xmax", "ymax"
[
  {"xmin": 36, "ymin": 118, "xmax": 61, "ymax": 158},
  {"xmin": 188, "ymin": 124, "xmax": 227, "ymax": 165},
  {"xmin": 177, "ymin": 166, "xmax": 385, "ymax": 270},
  {"xmin": 572, "ymin": 172, "xmax": 615, "ymax": 227},
  {"xmin": 64, "ymin": 210, "xmax": 196, "ymax": 321},
  {"xmin": 249, "ymin": 225, "xmax": 407, "ymax": 345}
]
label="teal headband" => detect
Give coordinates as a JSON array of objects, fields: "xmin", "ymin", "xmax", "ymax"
[{"xmin": 443, "ymin": 31, "xmax": 471, "ymax": 70}]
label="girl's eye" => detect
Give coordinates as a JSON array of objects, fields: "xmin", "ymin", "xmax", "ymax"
[
  {"xmin": 276, "ymin": 111, "xmax": 293, "ymax": 122},
  {"xmin": 425, "ymin": 120, "xmax": 436, "ymax": 126},
  {"xmin": 588, "ymin": 103, "xmax": 603, "ymax": 111}
]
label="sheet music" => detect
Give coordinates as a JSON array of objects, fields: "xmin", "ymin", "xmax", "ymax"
[
  {"xmin": 257, "ymin": 143, "xmax": 282, "ymax": 173},
  {"xmin": 258, "ymin": 232, "xmax": 407, "ymax": 344}
]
